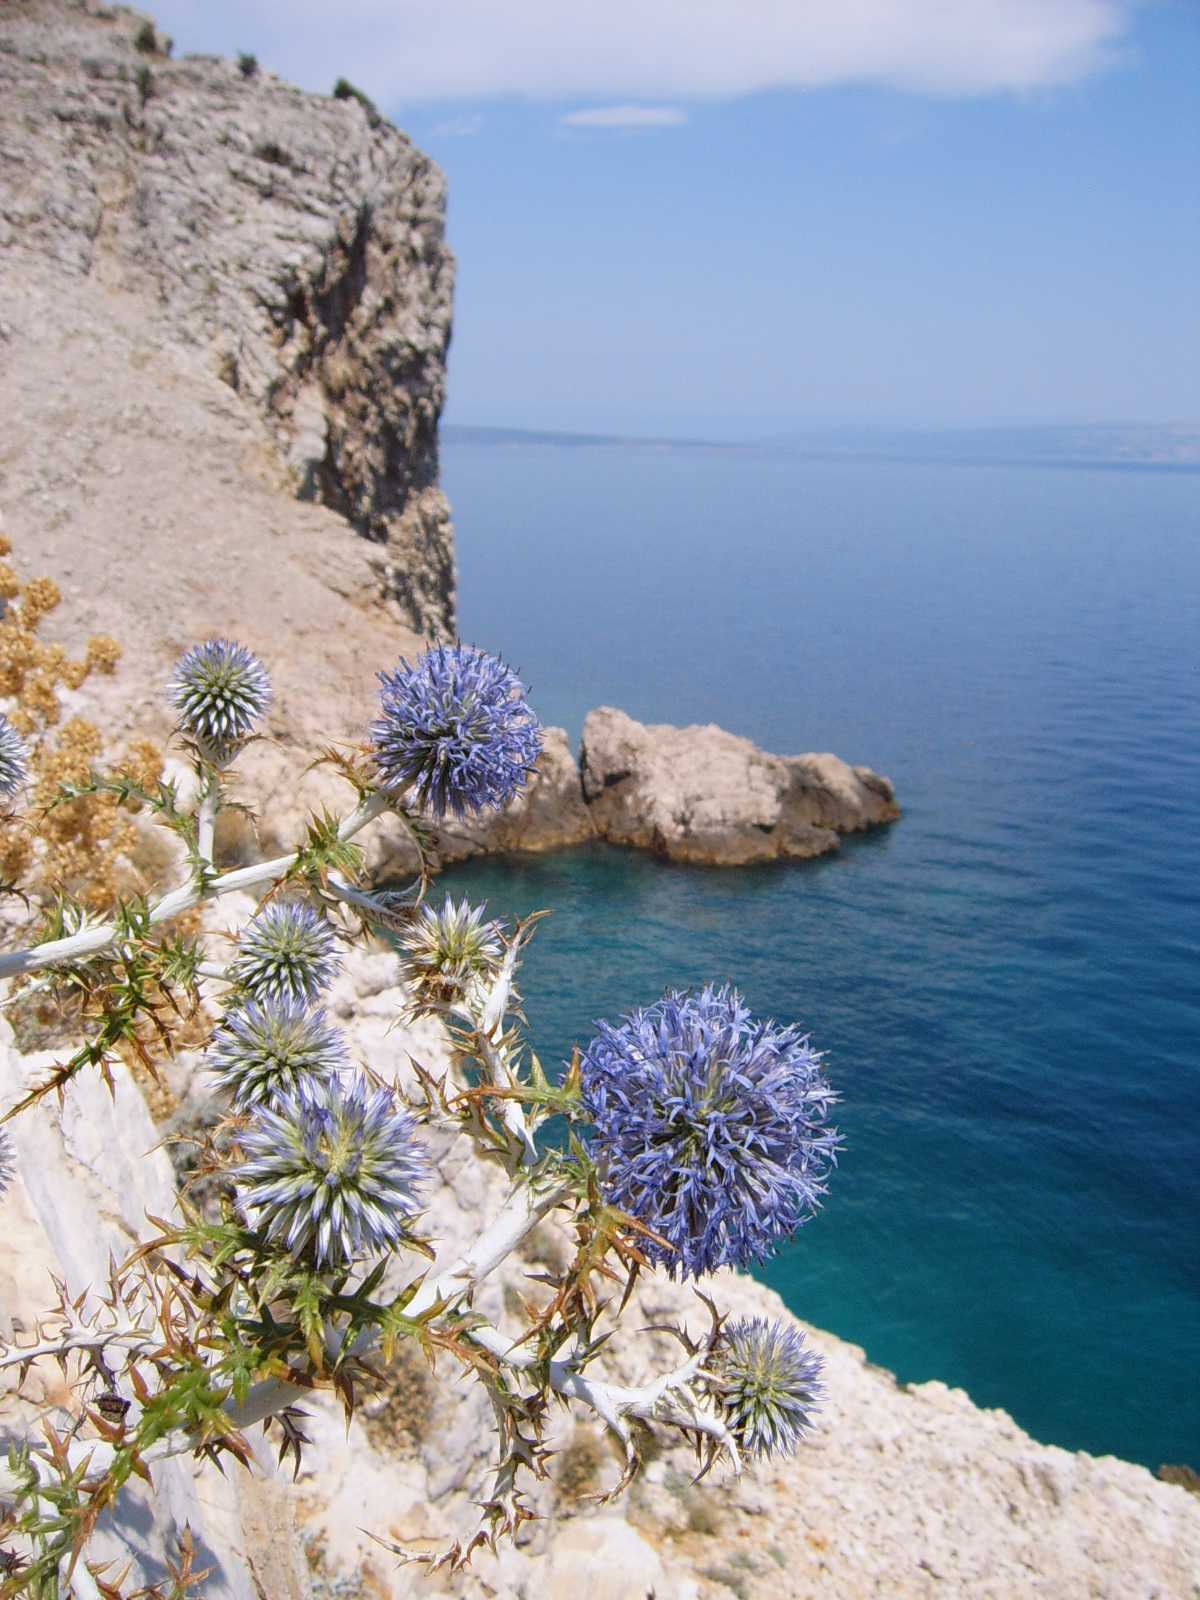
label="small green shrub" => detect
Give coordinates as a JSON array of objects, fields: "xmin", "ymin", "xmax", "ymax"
[
  {"xmin": 254, "ymin": 140, "xmax": 291, "ymax": 168},
  {"xmin": 699, "ymin": 1567, "xmax": 750, "ymax": 1600},
  {"xmin": 332, "ymin": 76, "xmax": 381, "ymax": 127},
  {"xmin": 556, "ymin": 1429, "xmax": 608, "ymax": 1500},
  {"xmin": 133, "ymin": 21, "xmax": 157, "ymax": 53},
  {"xmin": 135, "ymin": 63, "xmax": 153, "ymax": 103},
  {"xmin": 362, "ymin": 1342, "xmax": 437, "ymax": 1455},
  {"xmin": 1157, "ymin": 1462, "xmax": 1200, "ymax": 1496},
  {"xmin": 237, "ymin": 52, "xmax": 258, "ymax": 79},
  {"xmin": 683, "ymin": 1486, "xmax": 724, "ymax": 1535}
]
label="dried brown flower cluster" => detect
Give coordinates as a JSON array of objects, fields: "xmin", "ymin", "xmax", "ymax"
[{"xmin": 0, "ymin": 534, "xmax": 162, "ymax": 912}]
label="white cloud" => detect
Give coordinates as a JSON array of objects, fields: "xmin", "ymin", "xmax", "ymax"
[
  {"xmin": 154, "ymin": 0, "xmax": 1137, "ymax": 102},
  {"xmin": 430, "ymin": 113, "xmax": 484, "ymax": 137},
  {"xmin": 562, "ymin": 105, "xmax": 687, "ymax": 129}
]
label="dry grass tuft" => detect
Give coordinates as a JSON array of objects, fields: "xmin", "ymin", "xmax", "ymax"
[{"xmin": 0, "ymin": 533, "xmax": 164, "ymax": 913}]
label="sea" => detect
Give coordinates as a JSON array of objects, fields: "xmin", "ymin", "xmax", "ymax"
[{"xmin": 438, "ymin": 432, "xmax": 1200, "ymax": 1472}]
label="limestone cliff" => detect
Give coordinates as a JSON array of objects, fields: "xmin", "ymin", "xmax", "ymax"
[{"xmin": 0, "ymin": 0, "xmax": 456, "ymax": 638}]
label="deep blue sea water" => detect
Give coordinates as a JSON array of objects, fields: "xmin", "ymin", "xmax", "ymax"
[{"xmin": 439, "ymin": 439, "xmax": 1200, "ymax": 1471}]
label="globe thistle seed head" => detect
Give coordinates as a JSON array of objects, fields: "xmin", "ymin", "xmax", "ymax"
[
  {"xmin": 232, "ymin": 1075, "xmax": 427, "ymax": 1267},
  {"xmin": 230, "ymin": 901, "xmax": 341, "ymax": 1007},
  {"xmin": 0, "ymin": 715, "xmax": 29, "ymax": 799},
  {"xmin": 208, "ymin": 1000, "xmax": 348, "ymax": 1110},
  {"xmin": 370, "ymin": 645, "xmax": 542, "ymax": 819},
  {"xmin": 167, "ymin": 638, "xmax": 270, "ymax": 760},
  {"xmin": 0, "ymin": 1128, "xmax": 14, "ymax": 1197},
  {"xmin": 712, "ymin": 1317, "xmax": 825, "ymax": 1460},
  {"xmin": 579, "ymin": 985, "xmax": 839, "ymax": 1279},
  {"xmin": 398, "ymin": 895, "xmax": 504, "ymax": 1012}
]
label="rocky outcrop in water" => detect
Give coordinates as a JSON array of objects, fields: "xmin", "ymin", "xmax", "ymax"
[
  {"xmin": 367, "ymin": 713, "xmax": 899, "ymax": 876},
  {"xmin": 432, "ymin": 726, "xmax": 595, "ymax": 864},
  {"xmin": 578, "ymin": 708, "xmax": 900, "ymax": 866},
  {"xmin": 0, "ymin": 0, "xmax": 455, "ymax": 637}
]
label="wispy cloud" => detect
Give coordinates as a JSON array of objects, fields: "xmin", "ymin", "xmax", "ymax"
[
  {"xmin": 562, "ymin": 105, "xmax": 687, "ymax": 129},
  {"xmin": 430, "ymin": 113, "xmax": 484, "ymax": 137},
  {"xmin": 153, "ymin": 1, "xmax": 1136, "ymax": 103}
]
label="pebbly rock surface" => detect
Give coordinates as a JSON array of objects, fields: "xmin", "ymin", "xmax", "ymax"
[
  {"xmin": 1, "ymin": 942, "xmax": 1197, "ymax": 1599},
  {"xmin": 0, "ymin": 0, "xmax": 455, "ymax": 637},
  {"xmin": 580, "ymin": 707, "xmax": 900, "ymax": 865}
]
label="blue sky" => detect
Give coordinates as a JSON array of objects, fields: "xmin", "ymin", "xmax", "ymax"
[{"xmin": 148, "ymin": 2, "xmax": 1198, "ymax": 437}]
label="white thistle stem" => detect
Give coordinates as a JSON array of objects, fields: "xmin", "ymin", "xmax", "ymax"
[
  {"xmin": 0, "ymin": 791, "xmax": 389, "ymax": 979},
  {"xmin": 472, "ymin": 1024, "xmax": 539, "ymax": 1168},
  {"xmin": 405, "ymin": 1175, "xmax": 570, "ymax": 1319},
  {"xmin": 56, "ymin": 1174, "xmax": 575, "ymax": 1475},
  {"xmin": 454, "ymin": 934, "xmax": 539, "ymax": 1168},
  {"xmin": 5, "ymin": 1227, "xmax": 740, "ymax": 1516},
  {"xmin": 0, "ymin": 1324, "xmax": 158, "ymax": 1371},
  {"xmin": 325, "ymin": 869, "xmax": 414, "ymax": 921},
  {"xmin": 195, "ymin": 779, "xmax": 219, "ymax": 873},
  {"xmin": 468, "ymin": 1321, "xmax": 741, "ymax": 1466}
]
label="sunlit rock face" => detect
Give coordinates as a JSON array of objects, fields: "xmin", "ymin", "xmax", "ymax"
[
  {"xmin": 580, "ymin": 706, "xmax": 900, "ymax": 864},
  {"xmin": 0, "ymin": 0, "xmax": 456, "ymax": 640}
]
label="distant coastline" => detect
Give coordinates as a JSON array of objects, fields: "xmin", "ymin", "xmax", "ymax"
[{"xmin": 444, "ymin": 419, "xmax": 1200, "ymax": 472}]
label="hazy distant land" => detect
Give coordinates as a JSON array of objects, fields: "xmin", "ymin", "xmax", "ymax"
[{"xmin": 444, "ymin": 420, "xmax": 1200, "ymax": 470}]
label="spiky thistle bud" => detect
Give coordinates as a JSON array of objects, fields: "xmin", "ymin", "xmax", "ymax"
[
  {"xmin": 229, "ymin": 901, "xmax": 340, "ymax": 1007},
  {"xmin": 232, "ymin": 1075, "xmax": 427, "ymax": 1268},
  {"xmin": 710, "ymin": 1317, "xmax": 824, "ymax": 1460},
  {"xmin": 579, "ymin": 985, "xmax": 839, "ymax": 1278},
  {"xmin": 397, "ymin": 895, "xmax": 504, "ymax": 1013},
  {"xmin": 370, "ymin": 645, "xmax": 542, "ymax": 818},
  {"xmin": 207, "ymin": 1000, "xmax": 348, "ymax": 1110},
  {"xmin": 0, "ymin": 715, "xmax": 29, "ymax": 799},
  {"xmin": 167, "ymin": 638, "xmax": 270, "ymax": 762}
]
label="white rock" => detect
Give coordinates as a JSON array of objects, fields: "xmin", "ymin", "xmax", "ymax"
[{"xmin": 580, "ymin": 706, "xmax": 900, "ymax": 864}]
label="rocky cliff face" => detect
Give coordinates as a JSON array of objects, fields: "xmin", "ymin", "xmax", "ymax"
[{"xmin": 0, "ymin": 0, "xmax": 456, "ymax": 638}]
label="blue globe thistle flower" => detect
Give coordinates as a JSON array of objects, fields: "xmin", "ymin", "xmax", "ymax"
[
  {"xmin": 397, "ymin": 895, "xmax": 504, "ymax": 1012},
  {"xmin": 229, "ymin": 901, "xmax": 341, "ymax": 1007},
  {"xmin": 0, "ymin": 715, "xmax": 29, "ymax": 800},
  {"xmin": 167, "ymin": 639, "xmax": 270, "ymax": 760},
  {"xmin": 711, "ymin": 1317, "xmax": 825, "ymax": 1460},
  {"xmin": 232, "ymin": 1075, "xmax": 427, "ymax": 1268},
  {"xmin": 579, "ymin": 986, "xmax": 839, "ymax": 1279},
  {"xmin": 370, "ymin": 645, "xmax": 542, "ymax": 819},
  {"xmin": 0, "ymin": 1128, "xmax": 14, "ymax": 1197},
  {"xmin": 208, "ymin": 1000, "xmax": 348, "ymax": 1110}
]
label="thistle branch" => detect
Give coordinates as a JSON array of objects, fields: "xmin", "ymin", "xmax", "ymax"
[
  {"xmin": 194, "ymin": 776, "xmax": 219, "ymax": 877},
  {"xmin": 0, "ymin": 792, "xmax": 389, "ymax": 980}
]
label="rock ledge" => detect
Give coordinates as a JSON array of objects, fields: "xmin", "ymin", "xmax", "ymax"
[{"xmin": 579, "ymin": 707, "xmax": 900, "ymax": 865}]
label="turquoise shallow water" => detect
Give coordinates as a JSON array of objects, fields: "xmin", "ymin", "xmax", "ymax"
[{"xmin": 440, "ymin": 440, "xmax": 1200, "ymax": 1470}]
